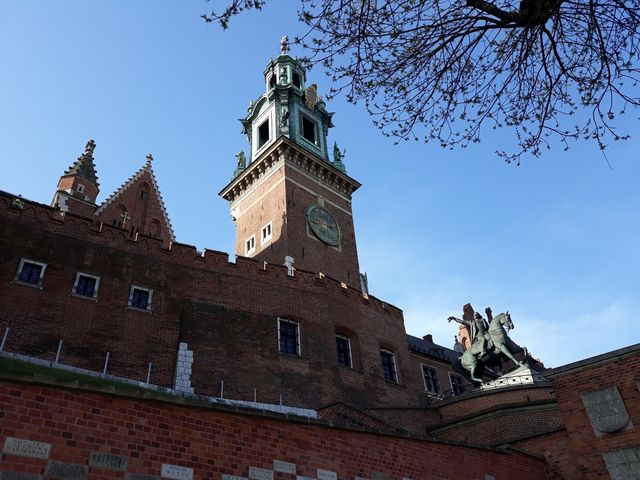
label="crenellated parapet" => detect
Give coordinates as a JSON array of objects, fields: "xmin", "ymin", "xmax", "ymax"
[{"xmin": 0, "ymin": 189, "xmax": 400, "ymax": 318}]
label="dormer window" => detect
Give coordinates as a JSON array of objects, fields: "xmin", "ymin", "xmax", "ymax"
[
  {"xmin": 258, "ymin": 119, "xmax": 270, "ymax": 149},
  {"xmin": 77, "ymin": 184, "xmax": 85, "ymax": 194},
  {"xmin": 292, "ymin": 71, "xmax": 302, "ymax": 89},
  {"xmin": 301, "ymin": 115, "xmax": 317, "ymax": 145}
]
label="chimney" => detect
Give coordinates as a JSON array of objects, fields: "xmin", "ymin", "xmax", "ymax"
[{"xmin": 423, "ymin": 334, "xmax": 433, "ymax": 343}]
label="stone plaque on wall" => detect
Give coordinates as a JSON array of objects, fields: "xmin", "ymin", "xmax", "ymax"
[
  {"xmin": 222, "ymin": 476, "xmax": 248, "ymax": 480},
  {"xmin": 602, "ymin": 447, "xmax": 640, "ymax": 479},
  {"xmin": 161, "ymin": 464, "xmax": 193, "ymax": 480},
  {"xmin": 371, "ymin": 473, "xmax": 389, "ymax": 480},
  {"xmin": 249, "ymin": 467, "xmax": 273, "ymax": 480},
  {"xmin": 125, "ymin": 474, "xmax": 160, "ymax": 480},
  {"xmin": 45, "ymin": 461, "xmax": 88, "ymax": 480},
  {"xmin": 90, "ymin": 452, "xmax": 129, "ymax": 471},
  {"xmin": 2, "ymin": 438, "xmax": 51, "ymax": 459},
  {"xmin": 317, "ymin": 470, "xmax": 336, "ymax": 480},
  {"xmin": 581, "ymin": 386, "xmax": 631, "ymax": 434},
  {"xmin": 0, "ymin": 472, "xmax": 43, "ymax": 480},
  {"xmin": 273, "ymin": 461, "xmax": 296, "ymax": 475}
]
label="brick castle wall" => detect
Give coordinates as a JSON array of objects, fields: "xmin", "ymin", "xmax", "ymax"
[{"xmin": 0, "ymin": 379, "xmax": 549, "ymax": 480}]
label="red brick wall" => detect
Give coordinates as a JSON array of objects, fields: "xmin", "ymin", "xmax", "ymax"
[
  {"xmin": 0, "ymin": 380, "xmax": 549, "ymax": 480},
  {"xmin": 0, "ymin": 192, "xmax": 418, "ymax": 409},
  {"xmin": 511, "ymin": 349, "xmax": 640, "ymax": 479}
]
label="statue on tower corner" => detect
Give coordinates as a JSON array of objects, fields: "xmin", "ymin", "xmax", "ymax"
[
  {"xmin": 232, "ymin": 151, "xmax": 247, "ymax": 179},
  {"xmin": 448, "ymin": 310, "xmax": 524, "ymax": 382},
  {"xmin": 280, "ymin": 35, "xmax": 289, "ymax": 55},
  {"xmin": 332, "ymin": 142, "xmax": 347, "ymax": 173}
]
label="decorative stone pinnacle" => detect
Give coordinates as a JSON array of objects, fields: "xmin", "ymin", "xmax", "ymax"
[
  {"xmin": 146, "ymin": 154, "xmax": 153, "ymax": 165},
  {"xmin": 85, "ymin": 139, "xmax": 96, "ymax": 156},
  {"xmin": 280, "ymin": 35, "xmax": 289, "ymax": 55}
]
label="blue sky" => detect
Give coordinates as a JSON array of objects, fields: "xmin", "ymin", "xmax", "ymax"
[{"xmin": 1, "ymin": 2, "xmax": 638, "ymax": 368}]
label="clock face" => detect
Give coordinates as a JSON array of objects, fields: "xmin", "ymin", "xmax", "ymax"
[{"xmin": 306, "ymin": 205, "xmax": 340, "ymax": 246}]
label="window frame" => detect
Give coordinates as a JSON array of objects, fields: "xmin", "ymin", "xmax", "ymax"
[
  {"xmin": 421, "ymin": 364, "xmax": 441, "ymax": 395},
  {"xmin": 261, "ymin": 222, "xmax": 273, "ymax": 244},
  {"xmin": 277, "ymin": 318, "xmax": 301, "ymax": 356},
  {"xmin": 72, "ymin": 272, "xmax": 101, "ymax": 300},
  {"xmin": 449, "ymin": 372, "xmax": 466, "ymax": 396},
  {"xmin": 245, "ymin": 235, "xmax": 256, "ymax": 255},
  {"xmin": 336, "ymin": 335, "xmax": 353, "ymax": 368},
  {"xmin": 380, "ymin": 348, "xmax": 399, "ymax": 383},
  {"xmin": 128, "ymin": 285, "xmax": 153, "ymax": 312},
  {"xmin": 300, "ymin": 114, "xmax": 318, "ymax": 146},
  {"xmin": 257, "ymin": 118, "xmax": 270, "ymax": 149},
  {"xmin": 13, "ymin": 258, "xmax": 47, "ymax": 289}
]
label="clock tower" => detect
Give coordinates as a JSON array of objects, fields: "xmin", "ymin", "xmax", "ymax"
[{"xmin": 219, "ymin": 38, "xmax": 363, "ymax": 287}]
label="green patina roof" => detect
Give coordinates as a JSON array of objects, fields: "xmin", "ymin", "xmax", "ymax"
[{"xmin": 64, "ymin": 139, "xmax": 100, "ymax": 187}]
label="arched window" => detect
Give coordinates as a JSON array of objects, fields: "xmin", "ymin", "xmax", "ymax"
[{"xmin": 149, "ymin": 219, "xmax": 162, "ymax": 238}]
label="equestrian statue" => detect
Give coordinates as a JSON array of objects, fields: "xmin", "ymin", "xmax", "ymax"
[{"xmin": 448, "ymin": 311, "xmax": 524, "ymax": 382}]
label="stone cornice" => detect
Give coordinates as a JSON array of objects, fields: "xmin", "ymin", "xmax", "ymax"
[{"xmin": 219, "ymin": 137, "xmax": 361, "ymax": 203}]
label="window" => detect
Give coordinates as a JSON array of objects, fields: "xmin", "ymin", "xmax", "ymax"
[
  {"xmin": 336, "ymin": 335, "xmax": 352, "ymax": 368},
  {"xmin": 278, "ymin": 318, "xmax": 300, "ymax": 356},
  {"xmin": 261, "ymin": 223, "xmax": 272, "ymax": 244},
  {"xmin": 422, "ymin": 365, "xmax": 440, "ymax": 394},
  {"xmin": 292, "ymin": 71, "xmax": 302, "ymax": 88},
  {"xmin": 77, "ymin": 184, "xmax": 85, "ymax": 193},
  {"xmin": 72, "ymin": 272, "xmax": 100, "ymax": 299},
  {"xmin": 450, "ymin": 373, "xmax": 466, "ymax": 396},
  {"xmin": 269, "ymin": 75, "xmax": 276, "ymax": 90},
  {"xmin": 301, "ymin": 115, "xmax": 317, "ymax": 144},
  {"xmin": 380, "ymin": 349, "xmax": 398, "ymax": 382},
  {"xmin": 245, "ymin": 235, "xmax": 256, "ymax": 255},
  {"xmin": 14, "ymin": 258, "xmax": 46, "ymax": 287},
  {"xmin": 129, "ymin": 285, "xmax": 153, "ymax": 311},
  {"xmin": 258, "ymin": 119, "xmax": 270, "ymax": 149}
]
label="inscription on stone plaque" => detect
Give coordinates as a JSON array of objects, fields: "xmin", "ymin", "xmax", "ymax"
[
  {"xmin": 223, "ymin": 476, "xmax": 249, "ymax": 480},
  {"xmin": 125, "ymin": 474, "xmax": 160, "ymax": 480},
  {"xmin": 581, "ymin": 386, "xmax": 631, "ymax": 434},
  {"xmin": 296, "ymin": 476, "xmax": 315, "ymax": 480},
  {"xmin": 371, "ymin": 473, "xmax": 389, "ymax": 480},
  {"xmin": 45, "ymin": 461, "xmax": 88, "ymax": 480},
  {"xmin": 2, "ymin": 438, "xmax": 51, "ymax": 459},
  {"xmin": 273, "ymin": 461, "xmax": 296, "ymax": 475},
  {"xmin": 0, "ymin": 472, "xmax": 43, "ymax": 480},
  {"xmin": 161, "ymin": 464, "xmax": 193, "ymax": 480},
  {"xmin": 602, "ymin": 447, "xmax": 640, "ymax": 480},
  {"xmin": 317, "ymin": 470, "xmax": 336, "ymax": 480},
  {"xmin": 249, "ymin": 467, "xmax": 274, "ymax": 480},
  {"xmin": 90, "ymin": 452, "xmax": 129, "ymax": 471}
]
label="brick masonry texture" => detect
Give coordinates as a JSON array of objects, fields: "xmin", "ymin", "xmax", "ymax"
[
  {"xmin": 0, "ymin": 379, "xmax": 548, "ymax": 480},
  {"xmin": 0, "ymin": 192, "xmax": 428, "ymax": 409},
  {"xmin": 512, "ymin": 349, "xmax": 640, "ymax": 479}
]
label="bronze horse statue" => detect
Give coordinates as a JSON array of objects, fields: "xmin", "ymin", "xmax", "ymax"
[{"xmin": 458, "ymin": 312, "xmax": 524, "ymax": 382}]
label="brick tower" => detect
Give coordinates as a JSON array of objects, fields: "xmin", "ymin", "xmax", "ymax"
[
  {"xmin": 219, "ymin": 37, "xmax": 363, "ymax": 287},
  {"xmin": 51, "ymin": 139, "xmax": 100, "ymax": 218}
]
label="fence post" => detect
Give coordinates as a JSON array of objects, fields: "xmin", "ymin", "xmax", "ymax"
[
  {"xmin": 54, "ymin": 340, "xmax": 63, "ymax": 364},
  {"xmin": 0, "ymin": 327, "xmax": 9, "ymax": 351}
]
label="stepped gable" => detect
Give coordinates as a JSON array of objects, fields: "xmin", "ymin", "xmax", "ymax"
[{"xmin": 94, "ymin": 154, "xmax": 175, "ymax": 244}]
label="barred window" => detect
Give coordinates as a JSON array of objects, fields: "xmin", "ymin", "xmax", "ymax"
[
  {"xmin": 129, "ymin": 285, "xmax": 153, "ymax": 311},
  {"xmin": 73, "ymin": 273, "xmax": 100, "ymax": 298},
  {"xmin": 380, "ymin": 349, "xmax": 398, "ymax": 382},
  {"xmin": 422, "ymin": 365, "xmax": 440, "ymax": 394},
  {"xmin": 450, "ymin": 373, "xmax": 466, "ymax": 396},
  {"xmin": 15, "ymin": 258, "xmax": 46, "ymax": 287},
  {"xmin": 336, "ymin": 335, "xmax": 352, "ymax": 368},
  {"xmin": 278, "ymin": 318, "xmax": 300, "ymax": 356}
]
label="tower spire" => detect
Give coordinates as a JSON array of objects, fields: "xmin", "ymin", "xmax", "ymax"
[{"xmin": 64, "ymin": 139, "xmax": 99, "ymax": 187}]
